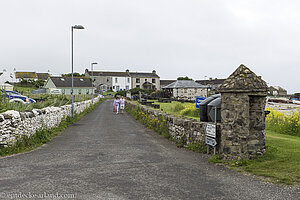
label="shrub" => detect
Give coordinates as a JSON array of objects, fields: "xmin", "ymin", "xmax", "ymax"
[
  {"xmin": 265, "ymin": 107, "xmax": 300, "ymax": 137},
  {"xmin": 115, "ymin": 90, "xmax": 126, "ymax": 97},
  {"xmin": 179, "ymin": 104, "xmax": 199, "ymax": 117},
  {"xmin": 172, "ymin": 102, "xmax": 185, "ymax": 112}
]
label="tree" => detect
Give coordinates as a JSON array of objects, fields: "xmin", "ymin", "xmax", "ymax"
[
  {"xmin": 62, "ymin": 73, "xmax": 86, "ymax": 77},
  {"xmin": 35, "ymin": 79, "xmax": 46, "ymax": 88},
  {"xmin": 177, "ymin": 76, "xmax": 193, "ymax": 80}
]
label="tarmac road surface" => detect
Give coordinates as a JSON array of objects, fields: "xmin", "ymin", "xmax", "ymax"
[{"xmin": 0, "ymin": 100, "xmax": 299, "ymax": 200}]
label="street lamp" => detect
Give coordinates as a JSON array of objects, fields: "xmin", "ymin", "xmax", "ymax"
[
  {"xmin": 71, "ymin": 24, "xmax": 85, "ymax": 117},
  {"xmin": 91, "ymin": 62, "xmax": 98, "ymax": 104}
]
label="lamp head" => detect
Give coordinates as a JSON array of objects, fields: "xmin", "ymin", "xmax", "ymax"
[
  {"xmin": 91, "ymin": 62, "xmax": 98, "ymax": 65},
  {"xmin": 72, "ymin": 25, "xmax": 85, "ymax": 29}
]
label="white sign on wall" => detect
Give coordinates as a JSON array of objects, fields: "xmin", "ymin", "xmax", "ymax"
[
  {"xmin": 205, "ymin": 137, "xmax": 217, "ymax": 147},
  {"xmin": 205, "ymin": 124, "xmax": 216, "ymax": 138}
]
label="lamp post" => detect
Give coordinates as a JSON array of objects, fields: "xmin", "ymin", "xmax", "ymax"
[
  {"xmin": 71, "ymin": 24, "xmax": 85, "ymax": 117},
  {"xmin": 91, "ymin": 62, "xmax": 98, "ymax": 104}
]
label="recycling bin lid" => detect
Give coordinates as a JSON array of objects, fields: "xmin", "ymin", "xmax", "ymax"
[{"xmin": 207, "ymin": 97, "xmax": 221, "ymax": 108}]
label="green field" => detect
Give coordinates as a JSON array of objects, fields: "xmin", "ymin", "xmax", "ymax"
[
  {"xmin": 1, "ymin": 86, "xmax": 94, "ymax": 113},
  {"xmin": 151, "ymin": 100, "xmax": 200, "ymax": 121},
  {"xmin": 103, "ymin": 91, "xmax": 117, "ymax": 96}
]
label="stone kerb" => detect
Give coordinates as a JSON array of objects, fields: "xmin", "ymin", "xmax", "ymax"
[
  {"xmin": 219, "ymin": 64, "xmax": 268, "ymax": 160},
  {"xmin": 126, "ymin": 101, "xmax": 221, "ymax": 150},
  {"xmin": 0, "ymin": 96, "xmax": 101, "ymax": 148}
]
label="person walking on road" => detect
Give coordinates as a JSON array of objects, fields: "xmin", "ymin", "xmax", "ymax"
[
  {"xmin": 113, "ymin": 96, "xmax": 120, "ymax": 114},
  {"xmin": 120, "ymin": 96, "xmax": 125, "ymax": 114}
]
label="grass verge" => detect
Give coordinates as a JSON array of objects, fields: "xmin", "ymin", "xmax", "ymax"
[
  {"xmin": 150, "ymin": 100, "xmax": 200, "ymax": 121},
  {"xmin": 0, "ymin": 99, "xmax": 103, "ymax": 157},
  {"xmin": 210, "ymin": 130, "xmax": 300, "ymax": 186}
]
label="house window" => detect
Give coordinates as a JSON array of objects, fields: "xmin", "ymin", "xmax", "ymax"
[
  {"xmin": 116, "ymin": 86, "xmax": 120, "ymax": 91},
  {"xmin": 62, "ymin": 89, "xmax": 65, "ymax": 94},
  {"xmin": 136, "ymin": 85, "xmax": 140, "ymax": 88},
  {"xmin": 115, "ymin": 78, "xmax": 118, "ymax": 83},
  {"xmin": 107, "ymin": 78, "xmax": 109, "ymax": 82},
  {"xmin": 184, "ymin": 88, "xmax": 187, "ymax": 93},
  {"xmin": 136, "ymin": 78, "xmax": 140, "ymax": 83},
  {"xmin": 126, "ymin": 85, "xmax": 129, "ymax": 90},
  {"xmin": 145, "ymin": 78, "xmax": 147, "ymax": 82},
  {"xmin": 127, "ymin": 78, "xmax": 130, "ymax": 83},
  {"xmin": 152, "ymin": 79, "xmax": 156, "ymax": 83}
]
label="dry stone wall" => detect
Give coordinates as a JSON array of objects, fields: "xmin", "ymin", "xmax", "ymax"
[
  {"xmin": 126, "ymin": 101, "xmax": 221, "ymax": 150},
  {"xmin": 0, "ymin": 96, "xmax": 101, "ymax": 148}
]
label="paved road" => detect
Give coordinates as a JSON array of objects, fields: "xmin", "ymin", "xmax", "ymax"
[{"xmin": 0, "ymin": 100, "xmax": 299, "ymax": 200}]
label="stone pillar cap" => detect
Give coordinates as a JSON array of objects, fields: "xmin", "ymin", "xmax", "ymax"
[{"xmin": 219, "ymin": 64, "xmax": 268, "ymax": 93}]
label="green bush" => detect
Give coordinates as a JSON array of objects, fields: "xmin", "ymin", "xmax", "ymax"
[
  {"xmin": 172, "ymin": 103, "xmax": 185, "ymax": 112},
  {"xmin": 115, "ymin": 90, "xmax": 126, "ymax": 97},
  {"xmin": 265, "ymin": 107, "xmax": 300, "ymax": 137}
]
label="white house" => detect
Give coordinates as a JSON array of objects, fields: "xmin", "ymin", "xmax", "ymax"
[
  {"xmin": 85, "ymin": 69, "xmax": 131, "ymax": 92},
  {"xmin": 112, "ymin": 76, "xmax": 131, "ymax": 92},
  {"xmin": 0, "ymin": 70, "xmax": 13, "ymax": 84}
]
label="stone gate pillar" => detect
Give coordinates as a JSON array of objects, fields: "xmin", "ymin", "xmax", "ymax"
[{"xmin": 219, "ymin": 64, "xmax": 268, "ymax": 160}]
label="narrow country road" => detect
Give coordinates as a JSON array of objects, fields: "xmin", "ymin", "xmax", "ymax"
[{"xmin": 0, "ymin": 100, "xmax": 299, "ymax": 200}]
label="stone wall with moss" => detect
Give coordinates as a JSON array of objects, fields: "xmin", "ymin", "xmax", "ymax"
[
  {"xmin": 0, "ymin": 96, "xmax": 101, "ymax": 148},
  {"xmin": 126, "ymin": 101, "xmax": 221, "ymax": 152}
]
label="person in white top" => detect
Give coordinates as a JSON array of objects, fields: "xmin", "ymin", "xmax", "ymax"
[{"xmin": 119, "ymin": 96, "xmax": 125, "ymax": 114}]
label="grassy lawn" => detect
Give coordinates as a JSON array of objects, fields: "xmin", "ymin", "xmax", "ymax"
[
  {"xmin": 151, "ymin": 100, "xmax": 200, "ymax": 121},
  {"xmin": 103, "ymin": 91, "xmax": 117, "ymax": 96},
  {"xmin": 211, "ymin": 130, "xmax": 300, "ymax": 186},
  {"xmin": 14, "ymin": 86, "xmax": 37, "ymax": 96}
]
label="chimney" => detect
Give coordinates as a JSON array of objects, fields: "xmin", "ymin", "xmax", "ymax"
[
  {"xmin": 152, "ymin": 70, "xmax": 156, "ymax": 74},
  {"xmin": 126, "ymin": 69, "xmax": 129, "ymax": 74},
  {"xmin": 209, "ymin": 77, "xmax": 212, "ymax": 81}
]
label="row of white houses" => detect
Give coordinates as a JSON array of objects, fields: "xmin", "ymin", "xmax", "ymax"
[{"xmin": 84, "ymin": 69, "xmax": 160, "ymax": 92}]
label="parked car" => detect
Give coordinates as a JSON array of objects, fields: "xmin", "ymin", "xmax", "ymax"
[{"xmin": 1, "ymin": 90, "xmax": 36, "ymax": 104}]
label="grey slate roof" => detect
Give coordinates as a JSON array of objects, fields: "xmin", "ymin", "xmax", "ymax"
[
  {"xmin": 219, "ymin": 64, "xmax": 268, "ymax": 92},
  {"xmin": 160, "ymin": 80, "xmax": 176, "ymax": 87},
  {"xmin": 37, "ymin": 73, "xmax": 50, "ymax": 80},
  {"xmin": 196, "ymin": 79, "xmax": 226, "ymax": 85},
  {"xmin": 162, "ymin": 80, "xmax": 207, "ymax": 89},
  {"xmin": 86, "ymin": 70, "xmax": 130, "ymax": 77},
  {"xmin": 50, "ymin": 77, "xmax": 92, "ymax": 88},
  {"xmin": 129, "ymin": 72, "xmax": 159, "ymax": 78}
]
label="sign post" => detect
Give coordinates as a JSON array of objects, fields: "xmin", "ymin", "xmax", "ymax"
[
  {"xmin": 205, "ymin": 106, "xmax": 218, "ymax": 155},
  {"xmin": 195, "ymin": 96, "xmax": 205, "ymax": 109}
]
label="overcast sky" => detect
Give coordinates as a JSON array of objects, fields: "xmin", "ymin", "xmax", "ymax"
[{"xmin": 1, "ymin": 0, "xmax": 299, "ymax": 93}]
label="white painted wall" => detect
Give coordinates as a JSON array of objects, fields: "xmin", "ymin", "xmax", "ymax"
[{"xmin": 112, "ymin": 76, "xmax": 131, "ymax": 92}]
